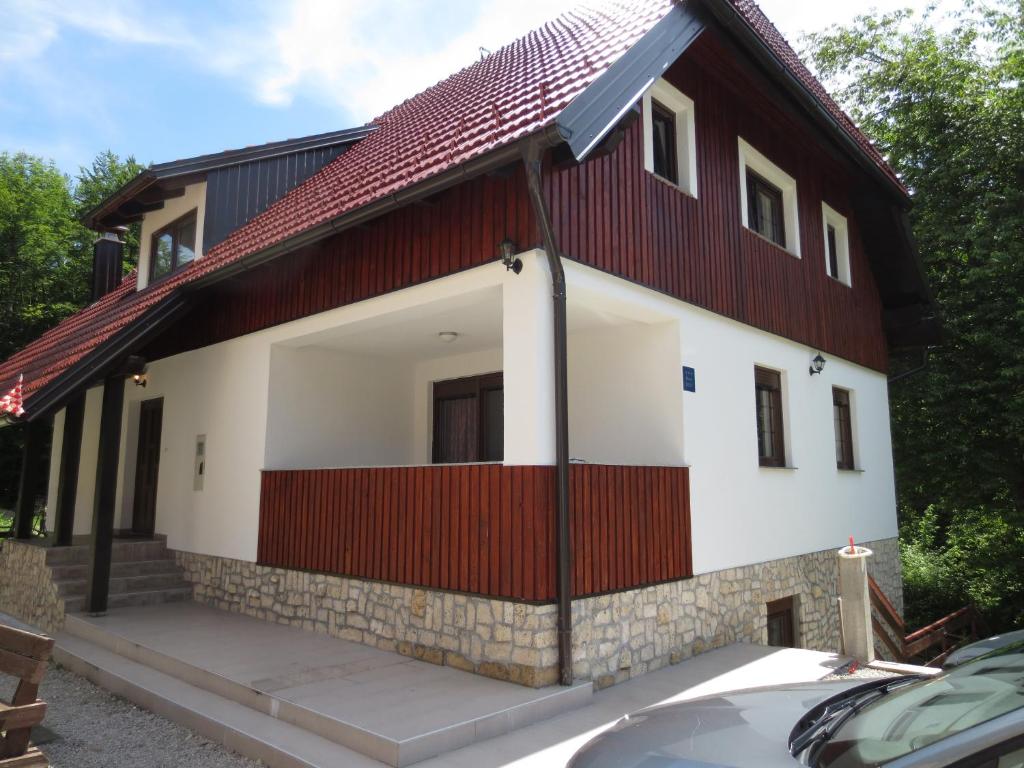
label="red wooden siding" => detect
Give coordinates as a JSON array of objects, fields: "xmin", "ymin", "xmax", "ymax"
[
  {"xmin": 257, "ymin": 464, "xmax": 692, "ymax": 601},
  {"xmin": 544, "ymin": 34, "xmax": 888, "ymax": 372},
  {"xmin": 144, "ymin": 169, "xmax": 539, "ymax": 361},
  {"xmin": 147, "ymin": 31, "xmax": 888, "ymax": 372}
]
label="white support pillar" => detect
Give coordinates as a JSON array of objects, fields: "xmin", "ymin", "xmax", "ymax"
[
  {"xmin": 838, "ymin": 544, "xmax": 876, "ymax": 663},
  {"xmin": 502, "ymin": 250, "xmax": 556, "ymax": 465}
]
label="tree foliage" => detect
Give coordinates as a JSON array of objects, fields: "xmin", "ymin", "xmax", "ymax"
[
  {"xmin": 73, "ymin": 150, "xmax": 145, "ymax": 269},
  {"xmin": 806, "ymin": 1, "xmax": 1024, "ymax": 629},
  {"xmin": 0, "ymin": 150, "xmax": 141, "ymax": 510}
]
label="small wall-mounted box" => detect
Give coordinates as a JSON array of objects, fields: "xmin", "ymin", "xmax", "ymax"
[{"xmin": 194, "ymin": 434, "xmax": 206, "ymax": 491}]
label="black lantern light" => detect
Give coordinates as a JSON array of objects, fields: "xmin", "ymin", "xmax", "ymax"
[
  {"xmin": 809, "ymin": 353, "xmax": 827, "ymax": 376},
  {"xmin": 499, "ymin": 237, "xmax": 523, "ymax": 274}
]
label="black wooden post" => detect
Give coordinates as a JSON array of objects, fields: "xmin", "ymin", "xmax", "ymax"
[
  {"xmin": 13, "ymin": 419, "xmax": 48, "ymax": 540},
  {"xmin": 52, "ymin": 394, "xmax": 86, "ymax": 546},
  {"xmin": 84, "ymin": 375, "xmax": 125, "ymax": 614}
]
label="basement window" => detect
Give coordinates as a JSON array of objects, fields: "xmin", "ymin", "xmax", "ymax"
[
  {"xmin": 738, "ymin": 138, "xmax": 800, "ymax": 256},
  {"xmin": 150, "ymin": 210, "xmax": 197, "ymax": 282},
  {"xmin": 642, "ymin": 79, "xmax": 697, "ymax": 197},
  {"xmin": 822, "ymin": 202, "xmax": 852, "ymax": 285}
]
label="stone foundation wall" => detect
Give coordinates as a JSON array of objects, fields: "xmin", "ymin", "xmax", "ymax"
[
  {"xmin": 176, "ymin": 536, "xmax": 901, "ymax": 688},
  {"xmin": 0, "ymin": 540, "xmax": 64, "ymax": 633},
  {"xmin": 175, "ymin": 551, "xmax": 561, "ymax": 686}
]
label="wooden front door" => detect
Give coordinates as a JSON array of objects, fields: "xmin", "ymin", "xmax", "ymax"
[
  {"xmin": 131, "ymin": 398, "xmax": 164, "ymax": 536},
  {"xmin": 432, "ymin": 372, "xmax": 503, "ymax": 464}
]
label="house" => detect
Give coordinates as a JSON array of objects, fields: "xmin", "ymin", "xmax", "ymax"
[{"xmin": 0, "ymin": 0, "xmax": 936, "ymax": 689}]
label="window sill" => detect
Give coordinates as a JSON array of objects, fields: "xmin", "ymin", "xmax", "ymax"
[
  {"xmin": 742, "ymin": 225, "xmax": 800, "ymax": 259},
  {"xmin": 826, "ymin": 274, "xmax": 853, "ymax": 289},
  {"xmin": 837, "ymin": 467, "xmax": 865, "ymax": 474},
  {"xmin": 647, "ymin": 170, "xmax": 697, "ymax": 199},
  {"xmin": 759, "ymin": 464, "xmax": 797, "ymax": 471}
]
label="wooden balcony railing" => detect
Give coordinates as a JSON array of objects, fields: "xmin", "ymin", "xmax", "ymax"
[
  {"xmin": 257, "ymin": 463, "xmax": 692, "ymax": 602},
  {"xmin": 869, "ymin": 575, "xmax": 983, "ymax": 666}
]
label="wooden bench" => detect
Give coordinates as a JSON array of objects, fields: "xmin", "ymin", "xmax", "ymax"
[{"xmin": 0, "ymin": 624, "xmax": 54, "ymax": 767}]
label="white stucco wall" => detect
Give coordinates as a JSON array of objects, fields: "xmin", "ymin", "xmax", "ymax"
[
  {"xmin": 265, "ymin": 346, "xmax": 415, "ymax": 470},
  {"xmin": 137, "ymin": 182, "xmax": 208, "ymax": 290},
  {"xmin": 563, "ymin": 260, "xmax": 898, "ymax": 575},
  {"xmin": 568, "ymin": 320, "xmax": 685, "ymax": 466},
  {"xmin": 111, "ymin": 337, "xmax": 271, "ymax": 561},
  {"xmin": 45, "ymin": 408, "xmax": 64, "ymax": 526},
  {"xmin": 42, "ymin": 249, "xmax": 897, "ymax": 575}
]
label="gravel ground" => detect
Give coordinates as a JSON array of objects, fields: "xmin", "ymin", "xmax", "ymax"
[{"xmin": 0, "ymin": 663, "xmax": 264, "ymax": 768}]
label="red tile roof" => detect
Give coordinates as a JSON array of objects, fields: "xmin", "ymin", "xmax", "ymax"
[
  {"xmin": 0, "ymin": 0, "xmax": 903, "ymax": 413},
  {"xmin": 729, "ymin": 0, "xmax": 903, "ymax": 189}
]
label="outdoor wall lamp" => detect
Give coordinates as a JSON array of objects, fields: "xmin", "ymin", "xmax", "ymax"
[
  {"xmin": 132, "ymin": 373, "xmax": 147, "ymax": 387},
  {"xmin": 499, "ymin": 237, "xmax": 523, "ymax": 274},
  {"xmin": 809, "ymin": 353, "xmax": 827, "ymax": 376}
]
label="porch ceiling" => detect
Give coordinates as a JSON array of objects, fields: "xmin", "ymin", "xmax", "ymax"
[{"xmin": 282, "ymin": 286, "xmax": 502, "ymax": 360}]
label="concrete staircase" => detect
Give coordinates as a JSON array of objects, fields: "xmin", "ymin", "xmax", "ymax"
[{"xmin": 47, "ymin": 537, "xmax": 192, "ymax": 614}]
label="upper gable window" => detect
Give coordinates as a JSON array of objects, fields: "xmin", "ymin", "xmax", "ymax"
[
  {"xmin": 822, "ymin": 202, "xmax": 852, "ymax": 286},
  {"xmin": 738, "ymin": 138, "xmax": 800, "ymax": 257},
  {"xmin": 150, "ymin": 210, "xmax": 197, "ymax": 283},
  {"xmin": 642, "ymin": 79, "xmax": 697, "ymax": 197}
]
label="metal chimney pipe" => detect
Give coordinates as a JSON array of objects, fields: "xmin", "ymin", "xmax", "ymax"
[{"xmin": 92, "ymin": 228, "xmax": 126, "ymax": 301}]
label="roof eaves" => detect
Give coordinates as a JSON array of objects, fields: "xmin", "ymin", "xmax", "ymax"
[
  {"xmin": 83, "ymin": 125, "xmax": 378, "ymax": 231},
  {"xmin": 23, "ymin": 292, "xmax": 191, "ymax": 421},
  {"xmin": 702, "ymin": 0, "xmax": 909, "ymax": 202},
  {"xmin": 557, "ymin": 1, "xmax": 706, "ymax": 160}
]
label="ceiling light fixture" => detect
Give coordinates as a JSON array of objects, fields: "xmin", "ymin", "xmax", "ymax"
[{"xmin": 438, "ymin": 331, "xmax": 459, "ymax": 343}]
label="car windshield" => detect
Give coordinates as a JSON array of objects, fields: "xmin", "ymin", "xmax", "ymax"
[{"xmin": 816, "ymin": 646, "xmax": 1024, "ymax": 767}]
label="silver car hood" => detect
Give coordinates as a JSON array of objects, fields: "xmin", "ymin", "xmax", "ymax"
[{"xmin": 568, "ymin": 680, "xmax": 865, "ymax": 768}]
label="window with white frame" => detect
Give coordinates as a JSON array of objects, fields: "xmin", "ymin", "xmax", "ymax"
[
  {"xmin": 738, "ymin": 138, "xmax": 800, "ymax": 257},
  {"xmin": 821, "ymin": 202, "xmax": 851, "ymax": 286},
  {"xmin": 642, "ymin": 79, "xmax": 697, "ymax": 197}
]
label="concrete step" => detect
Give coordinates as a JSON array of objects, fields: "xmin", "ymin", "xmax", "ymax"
[
  {"xmin": 56, "ymin": 572, "xmax": 190, "ymax": 598},
  {"xmin": 50, "ymin": 558, "xmax": 182, "ymax": 582},
  {"xmin": 45, "ymin": 539, "xmax": 172, "ymax": 567},
  {"xmin": 63, "ymin": 586, "xmax": 193, "ymax": 614},
  {"xmin": 53, "ymin": 631, "xmax": 383, "ymax": 768},
  {"xmin": 63, "ymin": 612, "xmax": 593, "ymax": 767}
]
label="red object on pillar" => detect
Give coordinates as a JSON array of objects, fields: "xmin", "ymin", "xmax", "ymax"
[{"xmin": 849, "ymin": 535, "xmax": 856, "ymax": 554}]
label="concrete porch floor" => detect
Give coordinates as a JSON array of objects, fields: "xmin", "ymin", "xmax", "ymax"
[
  {"xmin": 55, "ymin": 601, "xmax": 590, "ymax": 766},
  {"xmin": 7, "ymin": 601, "xmax": 850, "ymax": 767}
]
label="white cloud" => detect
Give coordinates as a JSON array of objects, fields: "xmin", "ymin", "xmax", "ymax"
[
  {"xmin": 0, "ymin": 0, "xmax": 192, "ymax": 64},
  {"xmin": 207, "ymin": 0, "xmax": 580, "ymax": 122}
]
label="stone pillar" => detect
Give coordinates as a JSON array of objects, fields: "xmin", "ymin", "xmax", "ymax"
[{"xmin": 838, "ymin": 545, "xmax": 875, "ymax": 663}]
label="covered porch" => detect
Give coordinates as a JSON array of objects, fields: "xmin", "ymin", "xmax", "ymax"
[{"xmin": 255, "ymin": 250, "xmax": 692, "ymax": 602}]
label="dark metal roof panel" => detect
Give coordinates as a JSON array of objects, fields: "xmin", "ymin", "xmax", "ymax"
[
  {"xmin": 147, "ymin": 125, "xmax": 376, "ymax": 178},
  {"xmin": 84, "ymin": 125, "xmax": 376, "ymax": 230},
  {"xmin": 556, "ymin": 2, "xmax": 706, "ymax": 161}
]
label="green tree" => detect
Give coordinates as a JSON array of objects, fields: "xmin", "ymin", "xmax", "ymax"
[
  {"xmin": 805, "ymin": 2, "xmax": 1024, "ymax": 629},
  {"xmin": 0, "ymin": 150, "xmax": 141, "ymax": 515},
  {"xmin": 74, "ymin": 150, "xmax": 145, "ymax": 269}
]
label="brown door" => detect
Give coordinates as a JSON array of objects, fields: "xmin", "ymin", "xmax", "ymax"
[
  {"xmin": 766, "ymin": 596, "xmax": 796, "ymax": 647},
  {"xmin": 432, "ymin": 373, "xmax": 503, "ymax": 464},
  {"xmin": 132, "ymin": 398, "xmax": 164, "ymax": 536}
]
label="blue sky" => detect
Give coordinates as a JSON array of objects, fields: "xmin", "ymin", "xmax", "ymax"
[{"xmin": 0, "ymin": 0, "xmax": 935, "ymax": 179}]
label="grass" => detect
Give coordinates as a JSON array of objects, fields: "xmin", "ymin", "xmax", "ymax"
[{"xmin": 0, "ymin": 507, "xmax": 47, "ymax": 537}]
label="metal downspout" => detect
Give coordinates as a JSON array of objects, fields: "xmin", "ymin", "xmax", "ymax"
[{"xmin": 522, "ymin": 139, "xmax": 573, "ymax": 686}]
